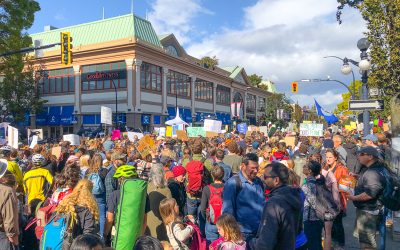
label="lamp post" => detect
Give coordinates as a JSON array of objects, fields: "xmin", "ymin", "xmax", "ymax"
[
  {"xmin": 300, "ymin": 78, "xmax": 356, "ymax": 99},
  {"xmin": 324, "ymin": 56, "xmax": 357, "ymax": 99},
  {"xmin": 110, "ymin": 79, "xmax": 118, "ymax": 129}
]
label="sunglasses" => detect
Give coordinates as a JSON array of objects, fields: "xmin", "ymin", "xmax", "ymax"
[{"xmin": 358, "ymin": 153, "xmax": 369, "ymax": 156}]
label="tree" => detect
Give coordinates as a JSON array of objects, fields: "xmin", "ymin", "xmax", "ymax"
[
  {"xmin": 292, "ymin": 104, "xmax": 303, "ymax": 124},
  {"xmin": 336, "ymin": 0, "xmax": 400, "ymax": 118},
  {"xmin": 0, "ymin": 0, "xmax": 44, "ymax": 122},
  {"xmin": 199, "ymin": 56, "xmax": 218, "ymax": 69},
  {"xmin": 248, "ymin": 74, "xmax": 262, "ymax": 87},
  {"xmin": 334, "ymin": 80, "xmax": 362, "ymax": 115},
  {"xmin": 263, "ymin": 93, "xmax": 292, "ymax": 127}
]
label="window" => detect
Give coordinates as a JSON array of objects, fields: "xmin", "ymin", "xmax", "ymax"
[
  {"xmin": 38, "ymin": 68, "xmax": 75, "ymax": 95},
  {"xmin": 81, "ymin": 61, "xmax": 127, "ymax": 91},
  {"xmin": 216, "ymin": 85, "xmax": 230, "ymax": 105},
  {"xmin": 167, "ymin": 70, "xmax": 191, "ymax": 97},
  {"xmin": 195, "ymin": 79, "xmax": 213, "ymax": 101},
  {"xmin": 140, "ymin": 62, "xmax": 162, "ymax": 92},
  {"xmin": 258, "ymin": 97, "xmax": 266, "ymax": 111},
  {"xmin": 166, "ymin": 45, "xmax": 179, "ymax": 57},
  {"xmin": 246, "ymin": 94, "xmax": 256, "ymax": 112}
]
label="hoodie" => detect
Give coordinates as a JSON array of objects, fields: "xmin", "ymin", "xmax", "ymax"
[{"xmin": 250, "ymin": 185, "xmax": 303, "ymax": 250}]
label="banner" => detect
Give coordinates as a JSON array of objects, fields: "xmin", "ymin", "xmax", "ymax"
[
  {"xmin": 137, "ymin": 135, "xmax": 156, "ymax": 158},
  {"xmin": 176, "ymin": 130, "xmax": 188, "ymax": 141},
  {"xmin": 7, "ymin": 125, "xmax": 18, "ymax": 149},
  {"xmin": 299, "ymin": 123, "xmax": 323, "ymax": 137},
  {"xmin": 63, "ymin": 134, "xmax": 80, "ymax": 146},
  {"xmin": 237, "ymin": 123, "xmax": 247, "ymax": 134},
  {"xmin": 204, "ymin": 119, "xmax": 222, "ymax": 133},
  {"xmin": 101, "ymin": 106, "xmax": 112, "ymax": 125},
  {"xmin": 186, "ymin": 127, "xmax": 206, "ymax": 137}
]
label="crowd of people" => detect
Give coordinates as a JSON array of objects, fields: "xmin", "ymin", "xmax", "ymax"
[{"xmin": 0, "ymin": 127, "xmax": 395, "ymax": 250}]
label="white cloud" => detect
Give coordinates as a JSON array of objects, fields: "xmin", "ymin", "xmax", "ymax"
[
  {"xmin": 54, "ymin": 13, "xmax": 65, "ymax": 21},
  {"xmin": 148, "ymin": 0, "xmax": 213, "ymax": 44},
  {"xmin": 290, "ymin": 90, "xmax": 343, "ymax": 111},
  {"xmin": 185, "ymin": 0, "xmax": 367, "ymax": 110}
]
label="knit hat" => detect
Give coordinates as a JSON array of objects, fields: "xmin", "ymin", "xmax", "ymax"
[{"xmin": 172, "ymin": 165, "xmax": 186, "ymax": 177}]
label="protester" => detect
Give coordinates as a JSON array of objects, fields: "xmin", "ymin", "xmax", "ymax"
[
  {"xmin": 168, "ymin": 165, "xmax": 187, "ymax": 217},
  {"xmin": 70, "ymin": 234, "xmax": 104, "ymax": 250},
  {"xmin": 222, "ymin": 153, "xmax": 265, "ymax": 245},
  {"xmin": 0, "ymin": 146, "xmax": 24, "ymax": 190},
  {"xmin": 134, "ymin": 235, "xmax": 164, "ymax": 250},
  {"xmin": 210, "ymin": 214, "xmax": 246, "ymax": 249},
  {"xmin": 333, "ymin": 135, "xmax": 347, "ymax": 164},
  {"xmin": 213, "ymin": 149, "xmax": 231, "ymax": 183},
  {"xmin": 104, "ymin": 152, "xmax": 127, "ymax": 202},
  {"xmin": 223, "ymin": 142, "xmax": 243, "ymax": 175}
]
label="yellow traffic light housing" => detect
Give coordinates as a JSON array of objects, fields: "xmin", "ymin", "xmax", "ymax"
[
  {"xmin": 291, "ymin": 81, "xmax": 298, "ymax": 93},
  {"xmin": 60, "ymin": 32, "xmax": 72, "ymax": 65}
]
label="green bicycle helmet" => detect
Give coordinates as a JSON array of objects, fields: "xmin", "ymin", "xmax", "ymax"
[{"xmin": 113, "ymin": 165, "xmax": 138, "ymax": 178}]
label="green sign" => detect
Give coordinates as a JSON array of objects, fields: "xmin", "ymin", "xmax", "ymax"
[{"xmin": 186, "ymin": 127, "xmax": 206, "ymax": 137}]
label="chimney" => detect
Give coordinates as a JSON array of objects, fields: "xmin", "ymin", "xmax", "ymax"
[{"xmin": 44, "ymin": 25, "xmax": 58, "ymax": 31}]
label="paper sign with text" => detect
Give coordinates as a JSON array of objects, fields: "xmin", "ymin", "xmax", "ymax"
[
  {"xmin": 186, "ymin": 127, "xmax": 206, "ymax": 137},
  {"xmin": 63, "ymin": 134, "xmax": 80, "ymax": 146},
  {"xmin": 299, "ymin": 123, "xmax": 323, "ymax": 137},
  {"xmin": 137, "ymin": 135, "xmax": 156, "ymax": 158}
]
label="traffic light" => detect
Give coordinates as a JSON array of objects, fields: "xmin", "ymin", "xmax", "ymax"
[
  {"xmin": 291, "ymin": 81, "xmax": 298, "ymax": 93},
  {"xmin": 60, "ymin": 32, "xmax": 72, "ymax": 65}
]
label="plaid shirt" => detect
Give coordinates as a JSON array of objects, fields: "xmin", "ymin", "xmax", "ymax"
[
  {"xmin": 135, "ymin": 160, "xmax": 151, "ymax": 181},
  {"xmin": 105, "ymin": 166, "xmax": 117, "ymax": 203}
]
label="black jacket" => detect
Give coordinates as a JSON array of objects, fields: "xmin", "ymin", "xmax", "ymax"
[
  {"xmin": 168, "ymin": 179, "xmax": 187, "ymax": 216},
  {"xmin": 250, "ymin": 185, "xmax": 303, "ymax": 250},
  {"xmin": 343, "ymin": 143, "xmax": 358, "ymax": 172}
]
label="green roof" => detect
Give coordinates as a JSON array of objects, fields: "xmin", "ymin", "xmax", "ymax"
[
  {"xmin": 222, "ymin": 66, "xmax": 244, "ymax": 79},
  {"xmin": 158, "ymin": 34, "xmax": 172, "ymax": 41},
  {"xmin": 30, "ymin": 14, "xmax": 162, "ymax": 51},
  {"xmin": 260, "ymin": 80, "xmax": 278, "ymax": 94}
]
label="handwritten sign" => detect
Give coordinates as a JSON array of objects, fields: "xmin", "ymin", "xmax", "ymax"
[
  {"xmin": 284, "ymin": 136, "xmax": 296, "ymax": 148},
  {"xmin": 176, "ymin": 130, "xmax": 188, "ymax": 141},
  {"xmin": 206, "ymin": 131, "xmax": 219, "ymax": 138},
  {"xmin": 63, "ymin": 134, "xmax": 80, "ymax": 146},
  {"xmin": 187, "ymin": 127, "xmax": 206, "ymax": 137},
  {"xmin": 137, "ymin": 135, "xmax": 156, "ymax": 158},
  {"xmin": 51, "ymin": 146, "xmax": 62, "ymax": 159},
  {"xmin": 299, "ymin": 123, "xmax": 323, "ymax": 137},
  {"xmin": 204, "ymin": 119, "xmax": 222, "ymax": 133},
  {"xmin": 7, "ymin": 125, "xmax": 18, "ymax": 149},
  {"xmin": 237, "ymin": 123, "xmax": 247, "ymax": 134},
  {"xmin": 111, "ymin": 130, "xmax": 121, "ymax": 140},
  {"xmin": 101, "ymin": 106, "xmax": 112, "ymax": 125},
  {"xmin": 127, "ymin": 132, "xmax": 143, "ymax": 142}
]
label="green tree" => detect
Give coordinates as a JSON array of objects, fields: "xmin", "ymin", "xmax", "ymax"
[
  {"xmin": 292, "ymin": 104, "xmax": 303, "ymax": 124},
  {"xmin": 264, "ymin": 93, "xmax": 292, "ymax": 127},
  {"xmin": 334, "ymin": 80, "xmax": 362, "ymax": 115},
  {"xmin": 336, "ymin": 0, "xmax": 400, "ymax": 119},
  {"xmin": 0, "ymin": 0, "xmax": 44, "ymax": 122},
  {"xmin": 199, "ymin": 56, "xmax": 218, "ymax": 69},
  {"xmin": 248, "ymin": 74, "xmax": 262, "ymax": 87}
]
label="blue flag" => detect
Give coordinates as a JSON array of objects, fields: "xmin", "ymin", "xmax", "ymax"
[{"xmin": 314, "ymin": 99, "xmax": 339, "ymax": 124}]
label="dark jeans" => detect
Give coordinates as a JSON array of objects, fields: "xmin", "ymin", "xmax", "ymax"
[
  {"xmin": 304, "ymin": 220, "xmax": 323, "ymax": 250},
  {"xmin": 186, "ymin": 198, "xmax": 201, "ymax": 218},
  {"xmin": 332, "ymin": 211, "xmax": 345, "ymax": 247},
  {"xmin": 242, "ymin": 232, "xmax": 256, "ymax": 250}
]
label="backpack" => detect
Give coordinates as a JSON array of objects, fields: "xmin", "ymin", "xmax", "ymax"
[
  {"xmin": 206, "ymin": 185, "xmax": 224, "ymax": 224},
  {"xmin": 378, "ymin": 166, "xmax": 400, "ymax": 211},
  {"xmin": 40, "ymin": 214, "xmax": 73, "ymax": 250},
  {"xmin": 88, "ymin": 173, "xmax": 105, "ymax": 195},
  {"xmin": 171, "ymin": 221, "xmax": 207, "ymax": 250},
  {"xmin": 186, "ymin": 160, "xmax": 205, "ymax": 197},
  {"xmin": 308, "ymin": 179, "xmax": 340, "ymax": 221}
]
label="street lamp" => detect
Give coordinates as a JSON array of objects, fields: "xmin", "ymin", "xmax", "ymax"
[
  {"xmin": 110, "ymin": 79, "xmax": 118, "ymax": 129},
  {"xmin": 300, "ymin": 78, "xmax": 356, "ymax": 100}
]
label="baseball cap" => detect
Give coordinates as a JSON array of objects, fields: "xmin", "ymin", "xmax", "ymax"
[
  {"xmin": 363, "ymin": 134, "xmax": 378, "ymax": 142},
  {"xmin": 357, "ymin": 146, "xmax": 379, "ymax": 158},
  {"xmin": 111, "ymin": 152, "xmax": 127, "ymax": 162},
  {"xmin": 172, "ymin": 165, "xmax": 186, "ymax": 177},
  {"xmin": 0, "ymin": 159, "xmax": 8, "ymax": 178},
  {"xmin": 156, "ymin": 136, "xmax": 165, "ymax": 141}
]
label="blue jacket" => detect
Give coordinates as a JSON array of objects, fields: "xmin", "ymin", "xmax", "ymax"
[{"xmin": 222, "ymin": 171, "xmax": 265, "ymax": 234}]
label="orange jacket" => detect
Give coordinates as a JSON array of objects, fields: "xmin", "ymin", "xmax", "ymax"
[{"xmin": 331, "ymin": 162, "xmax": 349, "ymax": 211}]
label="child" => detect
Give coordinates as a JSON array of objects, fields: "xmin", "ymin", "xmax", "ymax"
[
  {"xmin": 159, "ymin": 198, "xmax": 194, "ymax": 250},
  {"xmin": 210, "ymin": 214, "xmax": 246, "ymax": 250}
]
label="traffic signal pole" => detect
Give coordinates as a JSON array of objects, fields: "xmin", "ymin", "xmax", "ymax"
[{"xmin": 0, "ymin": 42, "xmax": 61, "ymax": 57}]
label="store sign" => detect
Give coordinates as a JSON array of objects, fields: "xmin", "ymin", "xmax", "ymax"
[{"xmin": 82, "ymin": 70, "xmax": 126, "ymax": 81}]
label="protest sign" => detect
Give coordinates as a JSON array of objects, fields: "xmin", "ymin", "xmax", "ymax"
[
  {"xmin": 28, "ymin": 129, "xmax": 43, "ymax": 140},
  {"xmin": 248, "ymin": 125, "xmax": 259, "ymax": 132},
  {"xmin": 259, "ymin": 126, "xmax": 268, "ymax": 135},
  {"xmin": 30, "ymin": 135, "xmax": 38, "ymax": 149},
  {"xmin": 101, "ymin": 106, "xmax": 112, "ymax": 125},
  {"xmin": 350, "ymin": 122, "xmax": 357, "ymax": 130},
  {"xmin": 63, "ymin": 134, "xmax": 80, "ymax": 146},
  {"xmin": 284, "ymin": 136, "xmax": 296, "ymax": 148},
  {"xmin": 111, "ymin": 130, "xmax": 121, "ymax": 140},
  {"xmin": 127, "ymin": 132, "xmax": 143, "ymax": 142},
  {"xmin": 176, "ymin": 130, "xmax": 188, "ymax": 141},
  {"xmin": 237, "ymin": 123, "xmax": 247, "ymax": 134},
  {"xmin": 137, "ymin": 135, "xmax": 156, "ymax": 158},
  {"xmin": 159, "ymin": 127, "xmax": 166, "ymax": 137},
  {"xmin": 51, "ymin": 146, "xmax": 62, "ymax": 159},
  {"xmin": 206, "ymin": 131, "xmax": 219, "ymax": 138},
  {"xmin": 383, "ymin": 123, "xmax": 389, "ymax": 132},
  {"xmin": 204, "ymin": 119, "xmax": 222, "ymax": 133},
  {"xmin": 166, "ymin": 126, "xmax": 172, "ymax": 137},
  {"xmin": 7, "ymin": 125, "xmax": 18, "ymax": 149},
  {"xmin": 299, "ymin": 123, "xmax": 323, "ymax": 137},
  {"xmin": 186, "ymin": 127, "xmax": 206, "ymax": 137},
  {"xmin": 345, "ymin": 125, "xmax": 352, "ymax": 131}
]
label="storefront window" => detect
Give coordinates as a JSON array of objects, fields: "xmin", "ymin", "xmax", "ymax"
[
  {"xmin": 167, "ymin": 70, "xmax": 191, "ymax": 97},
  {"xmin": 246, "ymin": 93, "xmax": 256, "ymax": 111},
  {"xmin": 195, "ymin": 79, "xmax": 213, "ymax": 101},
  {"xmin": 140, "ymin": 62, "xmax": 162, "ymax": 92},
  {"xmin": 216, "ymin": 85, "xmax": 230, "ymax": 105},
  {"xmin": 81, "ymin": 61, "xmax": 127, "ymax": 91},
  {"xmin": 39, "ymin": 68, "xmax": 75, "ymax": 95}
]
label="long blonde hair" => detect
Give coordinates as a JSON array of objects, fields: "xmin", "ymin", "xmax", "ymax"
[
  {"xmin": 216, "ymin": 214, "xmax": 243, "ymax": 242},
  {"xmin": 55, "ymin": 179, "xmax": 99, "ymax": 222},
  {"xmin": 159, "ymin": 198, "xmax": 178, "ymax": 225}
]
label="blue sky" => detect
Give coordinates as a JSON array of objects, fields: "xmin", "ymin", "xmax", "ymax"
[{"xmin": 29, "ymin": 0, "xmax": 367, "ymax": 111}]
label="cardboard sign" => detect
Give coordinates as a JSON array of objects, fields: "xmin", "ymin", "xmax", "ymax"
[
  {"xmin": 383, "ymin": 123, "xmax": 390, "ymax": 132},
  {"xmin": 204, "ymin": 119, "xmax": 222, "ymax": 133},
  {"xmin": 186, "ymin": 127, "xmax": 206, "ymax": 137},
  {"xmin": 7, "ymin": 125, "xmax": 18, "ymax": 149},
  {"xmin": 51, "ymin": 146, "xmax": 62, "ymax": 159},
  {"xmin": 137, "ymin": 135, "xmax": 156, "ymax": 158},
  {"xmin": 101, "ymin": 106, "xmax": 112, "ymax": 125},
  {"xmin": 63, "ymin": 134, "xmax": 80, "ymax": 146},
  {"xmin": 29, "ymin": 135, "xmax": 38, "ymax": 149},
  {"xmin": 284, "ymin": 136, "xmax": 296, "ymax": 148},
  {"xmin": 127, "ymin": 132, "xmax": 143, "ymax": 142},
  {"xmin": 237, "ymin": 123, "xmax": 247, "ymax": 134},
  {"xmin": 299, "ymin": 123, "xmax": 323, "ymax": 137},
  {"xmin": 176, "ymin": 130, "xmax": 188, "ymax": 141},
  {"xmin": 206, "ymin": 131, "xmax": 219, "ymax": 138},
  {"xmin": 111, "ymin": 130, "xmax": 121, "ymax": 140}
]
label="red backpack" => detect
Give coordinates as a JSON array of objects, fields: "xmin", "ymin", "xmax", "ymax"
[
  {"xmin": 186, "ymin": 160, "xmax": 204, "ymax": 197},
  {"xmin": 206, "ymin": 185, "xmax": 223, "ymax": 224}
]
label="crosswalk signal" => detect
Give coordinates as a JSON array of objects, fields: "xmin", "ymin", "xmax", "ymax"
[
  {"xmin": 291, "ymin": 81, "xmax": 298, "ymax": 93},
  {"xmin": 60, "ymin": 32, "xmax": 72, "ymax": 65}
]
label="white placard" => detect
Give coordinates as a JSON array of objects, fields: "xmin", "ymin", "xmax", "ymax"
[
  {"xmin": 63, "ymin": 134, "xmax": 80, "ymax": 146},
  {"xmin": 299, "ymin": 123, "xmax": 323, "ymax": 137},
  {"xmin": 159, "ymin": 127, "xmax": 166, "ymax": 137},
  {"xmin": 101, "ymin": 106, "xmax": 112, "ymax": 125},
  {"xmin": 7, "ymin": 125, "xmax": 18, "ymax": 149},
  {"xmin": 30, "ymin": 135, "xmax": 38, "ymax": 149},
  {"xmin": 127, "ymin": 132, "xmax": 144, "ymax": 142},
  {"xmin": 204, "ymin": 119, "xmax": 222, "ymax": 133}
]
